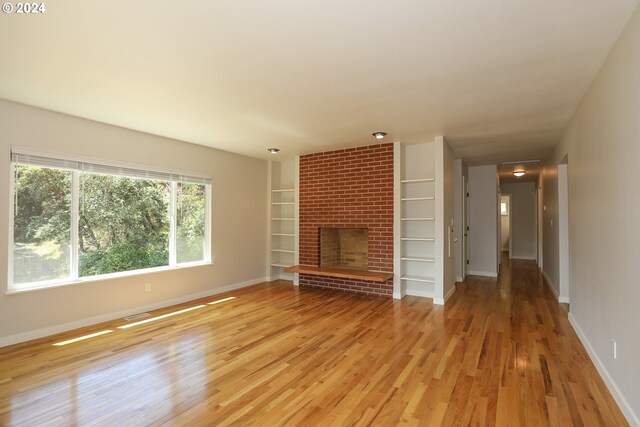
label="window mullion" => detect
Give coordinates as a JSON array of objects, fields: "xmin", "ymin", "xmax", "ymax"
[
  {"xmin": 71, "ymin": 171, "xmax": 80, "ymax": 279},
  {"xmin": 205, "ymin": 184, "xmax": 212, "ymax": 262},
  {"xmin": 169, "ymin": 182, "xmax": 177, "ymax": 267}
]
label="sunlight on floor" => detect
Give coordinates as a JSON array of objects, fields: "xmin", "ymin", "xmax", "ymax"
[
  {"xmin": 53, "ymin": 330, "xmax": 113, "ymax": 346},
  {"xmin": 117, "ymin": 305, "xmax": 206, "ymax": 329},
  {"xmin": 207, "ymin": 296, "xmax": 236, "ymax": 305}
]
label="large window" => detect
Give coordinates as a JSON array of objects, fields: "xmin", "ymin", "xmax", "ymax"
[{"xmin": 10, "ymin": 152, "xmax": 211, "ymax": 292}]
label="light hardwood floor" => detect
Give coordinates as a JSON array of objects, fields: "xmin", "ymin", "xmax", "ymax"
[{"xmin": 0, "ymin": 259, "xmax": 628, "ymax": 426}]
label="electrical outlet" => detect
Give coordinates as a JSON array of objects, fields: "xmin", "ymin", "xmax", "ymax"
[
  {"xmin": 612, "ymin": 339, "xmax": 617, "ymax": 359},
  {"xmin": 145, "ymin": 283, "xmax": 151, "ymax": 292}
]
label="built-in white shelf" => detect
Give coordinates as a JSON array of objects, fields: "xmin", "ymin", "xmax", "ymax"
[
  {"xmin": 401, "ymin": 178, "xmax": 435, "ymax": 183},
  {"xmin": 401, "ymin": 275, "xmax": 435, "ymax": 283},
  {"xmin": 396, "ymin": 144, "xmax": 437, "ymax": 300},
  {"xmin": 401, "ymin": 197, "xmax": 435, "ymax": 201},
  {"xmin": 401, "ymin": 256, "xmax": 435, "ymax": 262},
  {"xmin": 269, "ymin": 159, "xmax": 298, "ymax": 281},
  {"xmin": 401, "ymin": 237, "xmax": 435, "ymax": 242}
]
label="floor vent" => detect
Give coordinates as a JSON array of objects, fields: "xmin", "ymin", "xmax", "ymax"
[{"xmin": 124, "ymin": 313, "xmax": 151, "ymax": 321}]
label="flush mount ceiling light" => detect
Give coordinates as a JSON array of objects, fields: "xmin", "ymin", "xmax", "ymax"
[
  {"xmin": 372, "ymin": 131, "xmax": 387, "ymax": 139},
  {"xmin": 267, "ymin": 148, "xmax": 280, "ymax": 154},
  {"xmin": 513, "ymin": 170, "xmax": 526, "ymax": 177}
]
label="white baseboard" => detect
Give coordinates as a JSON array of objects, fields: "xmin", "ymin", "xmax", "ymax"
[
  {"xmin": 510, "ymin": 255, "xmax": 537, "ymax": 260},
  {"xmin": 434, "ymin": 284, "xmax": 457, "ymax": 305},
  {"xmin": 542, "ymin": 269, "xmax": 570, "ymax": 303},
  {"xmin": 444, "ymin": 284, "xmax": 456, "ymax": 303},
  {"xmin": 569, "ymin": 313, "xmax": 639, "ymax": 427},
  {"xmin": 542, "ymin": 269, "xmax": 559, "ymax": 299},
  {"xmin": 0, "ymin": 276, "xmax": 267, "ymax": 348},
  {"xmin": 468, "ymin": 270, "xmax": 498, "ymax": 278},
  {"xmin": 456, "ymin": 276, "xmax": 463, "ymax": 283}
]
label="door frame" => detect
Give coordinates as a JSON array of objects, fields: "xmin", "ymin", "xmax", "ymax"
[{"xmin": 462, "ymin": 176, "xmax": 469, "ymax": 279}]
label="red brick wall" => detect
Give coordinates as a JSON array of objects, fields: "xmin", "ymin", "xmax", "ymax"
[{"xmin": 298, "ymin": 143, "xmax": 394, "ymax": 297}]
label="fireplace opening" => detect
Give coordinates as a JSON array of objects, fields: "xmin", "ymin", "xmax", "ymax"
[{"xmin": 320, "ymin": 227, "xmax": 368, "ymax": 271}]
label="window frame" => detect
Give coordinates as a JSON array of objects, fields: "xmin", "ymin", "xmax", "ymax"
[{"xmin": 8, "ymin": 151, "xmax": 212, "ymax": 294}]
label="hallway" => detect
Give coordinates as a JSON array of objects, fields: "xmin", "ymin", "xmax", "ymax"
[{"xmin": 451, "ymin": 255, "xmax": 626, "ymax": 426}]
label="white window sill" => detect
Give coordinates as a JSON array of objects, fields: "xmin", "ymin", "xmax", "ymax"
[{"xmin": 5, "ymin": 261, "xmax": 214, "ymax": 295}]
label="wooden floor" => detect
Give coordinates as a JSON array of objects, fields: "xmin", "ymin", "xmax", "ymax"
[{"xmin": 0, "ymin": 259, "xmax": 628, "ymax": 426}]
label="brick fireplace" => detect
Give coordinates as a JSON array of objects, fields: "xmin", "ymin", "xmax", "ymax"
[
  {"xmin": 320, "ymin": 227, "xmax": 368, "ymax": 270},
  {"xmin": 298, "ymin": 143, "xmax": 394, "ymax": 296}
]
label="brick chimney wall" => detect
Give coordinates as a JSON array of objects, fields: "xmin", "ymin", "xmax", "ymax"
[{"xmin": 298, "ymin": 143, "xmax": 394, "ymax": 296}]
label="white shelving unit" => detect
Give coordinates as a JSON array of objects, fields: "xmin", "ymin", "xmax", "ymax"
[
  {"xmin": 268, "ymin": 159, "xmax": 299, "ymax": 281},
  {"xmin": 397, "ymin": 142, "xmax": 437, "ymax": 298}
]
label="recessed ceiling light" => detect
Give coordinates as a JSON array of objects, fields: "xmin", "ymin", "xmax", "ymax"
[
  {"xmin": 372, "ymin": 132, "xmax": 387, "ymax": 139},
  {"xmin": 513, "ymin": 170, "xmax": 526, "ymax": 177},
  {"xmin": 267, "ymin": 148, "xmax": 280, "ymax": 154}
]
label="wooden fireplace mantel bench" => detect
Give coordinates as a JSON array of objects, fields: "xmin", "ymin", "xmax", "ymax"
[{"xmin": 283, "ymin": 265, "xmax": 393, "ymax": 282}]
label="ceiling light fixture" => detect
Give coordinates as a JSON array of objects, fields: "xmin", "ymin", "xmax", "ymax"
[
  {"xmin": 513, "ymin": 170, "xmax": 526, "ymax": 177},
  {"xmin": 267, "ymin": 148, "xmax": 280, "ymax": 154},
  {"xmin": 372, "ymin": 131, "xmax": 387, "ymax": 139}
]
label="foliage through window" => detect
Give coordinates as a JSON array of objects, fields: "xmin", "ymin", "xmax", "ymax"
[{"xmin": 10, "ymin": 154, "xmax": 211, "ymax": 292}]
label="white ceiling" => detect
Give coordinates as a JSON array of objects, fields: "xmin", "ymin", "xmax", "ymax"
[{"xmin": 1, "ymin": 1, "xmax": 638, "ymax": 164}]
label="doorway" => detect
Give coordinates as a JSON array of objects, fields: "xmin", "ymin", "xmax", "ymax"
[
  {"xmin": 500, "ymin": 194, "xmax": 512, "ymax": 259},
  {"xmin": 462, "ymin": 176, "xmax": 469, "ymax": 279}
]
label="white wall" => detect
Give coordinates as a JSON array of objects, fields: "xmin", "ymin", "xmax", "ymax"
[
  {"xmin": 0, "ymin": 100, "xmax": 268, "ymax": 347},
  {"xmin": 500, "ymin": 195, "xmax": 510, "ymax": 251},
  {"xmin": 544, "ymin": 7, "xmax": 640, "ymax": 425},
  {"xmin": 501, "ymin": 182, "xmax": 537, "ymax": 260},
  {"xmin": 468, "ymin": 165, "xmax": 498, "ymax": 277}
]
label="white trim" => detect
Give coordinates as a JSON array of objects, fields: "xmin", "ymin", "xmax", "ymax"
[
  {"xmin": 7, "ymin": 163, "xmax": 15, "ymax": 289},
  {"xmin": 468, "ymin": 270, "xmax": 498, "ymax": 278},
  {"xmin": 393, "ymin": 142, "xmax": 402, "ymax": 299},
  {"xmin": 434, "ymin": 136, "xmax": 445, "ymax": 303},
  {"xmin": 568, "ymin": 313, "xmax": 640, "ymax": 427},
  {"xmin": 294, "ymin": 156, "xmax": 300, "ymax": 286},
  {"xmin": 0, "ymin": 276, "xmax": 268, "ymax": 348},
  {"xmin": 434, "ymin": 284, "xmax": 457, "ymax": 305},
  {"xmin": 169, "ymin": 182, "xmax": 177, "ymax": 266},
  {"xmin": 266, "ymin": 160, "xmax": 274, "ymax": 281},
  {"xmin": 510, "ymin": 255, "xmax": 537, "ymax": 260},
  {"xmin": 541, "ymin": 269, "xmax": 569, "ymax": 303},
  {"xmin": 444, "ymin": 284, "xmax": 456, "ymax": 302},
  {"xmin": 456, "ymin": 276, "xmax": 463, "ymax": 282},
  {"xmin": 205, "ymin": 183, "xmax": 212, "ymax": 263},
  {"xmin": 71, "ymin": 172, "xmax": 80, "ymax": 280}
]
